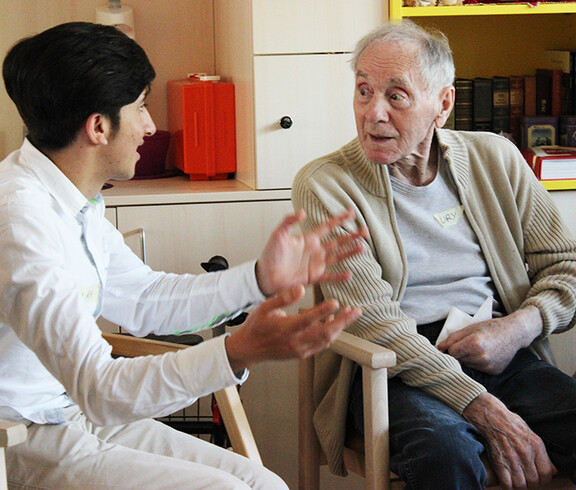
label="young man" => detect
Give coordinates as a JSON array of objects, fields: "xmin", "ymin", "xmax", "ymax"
[
  {"xmin": 0, "ymin": 22, "xmax": 366, "ymax": 488},
  {"xmin": 293, "ymin": 20, "xmax": 576, "ymax": 489}
]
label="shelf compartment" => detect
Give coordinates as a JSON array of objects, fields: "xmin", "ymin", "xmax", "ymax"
[{"xmin": 390, "ymin": 2, "xmax": 576, "ymax": 19}]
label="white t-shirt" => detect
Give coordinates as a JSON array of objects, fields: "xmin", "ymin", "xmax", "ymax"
[{"xmin": 391, "ymin": 155, "xmax": 499, "ymax": 324}]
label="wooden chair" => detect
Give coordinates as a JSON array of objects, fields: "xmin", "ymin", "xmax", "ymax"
[
  {"xmin": 0, "ymin": 421, "xmax": 27, "ymax": 490},
  {"xmin": 299, "ymin": 331, "xmax": 576, "ymax": 490},
  {"xmin": 102, "ymin": 332, "xmax": 262, "ymax": 463}
]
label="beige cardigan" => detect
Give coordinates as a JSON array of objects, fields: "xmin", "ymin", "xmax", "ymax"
[{"xmin": 292, "ymin": 129, "xmax": 576, "ymax": 476}]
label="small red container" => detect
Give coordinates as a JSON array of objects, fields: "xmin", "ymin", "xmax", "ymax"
[{"xmin": 167, "ymin": 77, "xmax": 236, "ymax": 180}]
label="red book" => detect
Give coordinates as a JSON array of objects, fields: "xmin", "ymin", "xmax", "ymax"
[
  {"xmin": 521, "ymin": 146, "xmax": 576, "ymax": 181},
  {"xmin": 524, "ymin": 75, "xmax": 537, "ymax": 117}
]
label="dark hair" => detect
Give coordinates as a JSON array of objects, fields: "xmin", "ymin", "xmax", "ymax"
[{"xmin": 2, "ymin": 22, "xmax": 156, "ymax": 151}]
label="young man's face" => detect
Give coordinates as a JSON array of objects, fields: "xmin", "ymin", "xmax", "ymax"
[
  {"xmin": 353, "ymin": 40, "xmax": 442, "ymax": 166},
  {"xmin": 103, "ymin": 90, "xmax": 156, "ymax": 181}
]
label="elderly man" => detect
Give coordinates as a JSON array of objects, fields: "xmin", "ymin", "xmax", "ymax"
[
  {"xmin": 0, "ymin": 21, "xmax": 368, "ymax": 489},
  {"xmin": 293, "ymin": 20, "xmax": 576, "ymax": 489}
]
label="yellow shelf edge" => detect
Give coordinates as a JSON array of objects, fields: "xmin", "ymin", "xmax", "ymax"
[
  {"xmin": 394, "ymin": 2, "xmax": 576, "ymax": 18},
  {"xmin": 541, "ymin": 180, "xmax": 576, "ymax": 190}
]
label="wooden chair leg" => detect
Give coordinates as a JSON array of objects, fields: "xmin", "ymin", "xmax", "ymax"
[
  {"xmin": 299, "ymin": 357, "xmax": 321, "ymax": 490},
  {"xmin": 363, "ymin": 366, "xmax": 391, "ymax": 490}
]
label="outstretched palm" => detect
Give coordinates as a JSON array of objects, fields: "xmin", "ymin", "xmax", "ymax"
[{"xmin": 255, "ymin": 209, "xmax": 366, "ymax": 296}]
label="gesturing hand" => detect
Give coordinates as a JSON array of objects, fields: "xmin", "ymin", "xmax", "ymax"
[
  {"xmin": 224, "ymin": 284, "xmax": 362, "ymax": 372},
  {"xmin": 255, "ymin": 209, "xmax": 367, "ymax": 297}
]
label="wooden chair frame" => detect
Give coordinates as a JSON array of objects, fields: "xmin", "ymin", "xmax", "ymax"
[
  {"xmin": 299, "ymin": 331, "xmax": 576, "ymax": 490},
  {"xmin": 102, "ymin": 332, "xmax": 261, "ymax": 463}
]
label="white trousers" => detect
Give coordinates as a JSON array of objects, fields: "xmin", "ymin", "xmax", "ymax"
[{"xmin": 6, "ymin": 406, "xmax": 288, "ymax": 489}]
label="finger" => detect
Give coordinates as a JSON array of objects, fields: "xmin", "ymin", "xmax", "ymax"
[
  {"xmin": 259, "ymin": 284, "xmax": 306, "ymax": 314},
  {"xmin": 274, "ymin": 209, "xmax": 306, "ymax": 234},
  {"xmin": 309, "ymin": 209, "xmax": 357, "ymax": 238},
  {"xmin": 296, "ymin": 306, "xmax": 362, "ymax": 357}
]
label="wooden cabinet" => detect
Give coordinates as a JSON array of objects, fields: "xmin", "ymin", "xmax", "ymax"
[{"xmin": 213, "ymin": 0, "xmax": 385, "ymax": 190}]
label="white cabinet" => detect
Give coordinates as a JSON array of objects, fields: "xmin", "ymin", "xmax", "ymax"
[
  {"xmin": 214, "ymin": 0, "xmax": 384, "ymax": 190},
  {"xmin": 115, "ymin": 199, "xmax": 293, "ymax": 275}
]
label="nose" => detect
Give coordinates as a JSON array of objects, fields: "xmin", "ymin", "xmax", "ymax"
[
  {"xmin": 144, "ymin": 110, "xmax": 156, "ymax": 137},
  {"xmin": 366, "ymin": 96, "xmax": 390, "ymax": 124}
]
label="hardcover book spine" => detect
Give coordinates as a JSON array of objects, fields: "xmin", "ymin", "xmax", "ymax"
[
  {"xmin": 492, "ymin": 76, "xmax": 510, "ymax": 135},
  {"xmin": 509, "ymin": 76, "xmax": 524, "ymax": 146},
  {"xmin": 473, "ymin": 77, "xmax": 493, "ymax": 131},
  {"xmin": 454, "ymin": 78, "xmax": 474, "ymax": 131},
  {"xmin": 524, "ymin": 75, "xmax": 537, "ymax": 118},
  {"xmin": 536, "ymin": 69, "xmax": 553, "ymax": 116}
]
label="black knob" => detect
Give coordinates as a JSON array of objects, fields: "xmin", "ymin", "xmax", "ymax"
[{"xmin": 280, "ymin": 116, "xmax": 293, "ymax": 129}]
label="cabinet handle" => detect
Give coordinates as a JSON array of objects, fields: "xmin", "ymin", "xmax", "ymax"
[
  {"xmin": 123, "ymin": 228, "xmax": 147, "ymax": 265},
  {"xmin": 279, "ymin": 116, "xmax": 293, "ymax": 129}
]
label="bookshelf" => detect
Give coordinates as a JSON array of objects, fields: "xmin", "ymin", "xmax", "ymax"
[
  {"xmin": 390, "ymin": 1, "xmax": 576, "ymax": 19},
  {"xmin": 388, "ymin": 2, "xmax": 576, "ymax": 79}
]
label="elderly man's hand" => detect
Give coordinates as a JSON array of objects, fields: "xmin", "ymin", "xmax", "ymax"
[
  {"xmin": 437, "ymin": 306, "xmax": 543, "ymax": 375},
  {"xmin": 463, "ymin": 393, "xmax": 557, "ymax": 489},
  {"xmin": 255, "ymin": 209, "xmax": 367, "ymax": 297},
  {"xmin": 224, "ymin": 284, "xmax": 362, "ymax": 371}
]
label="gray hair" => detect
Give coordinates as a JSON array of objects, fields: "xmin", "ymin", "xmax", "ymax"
[{"xmin": 351, "ymin": 20, "xmax": 455, "ymax": 94}]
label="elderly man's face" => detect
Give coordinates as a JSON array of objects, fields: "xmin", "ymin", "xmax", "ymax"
[{"xmin": 353, "ymin": 40, "xmax": 442, "ymax": 166}]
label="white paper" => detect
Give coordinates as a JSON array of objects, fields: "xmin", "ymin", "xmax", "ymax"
[{"xmin": 435, "ymin": 296, "xmax": 493, "ymax": 347}]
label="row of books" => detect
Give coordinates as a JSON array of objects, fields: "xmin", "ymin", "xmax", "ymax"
[{"xmin": 451, "ymin": 50, "xmax": 576, "ymax": 149}]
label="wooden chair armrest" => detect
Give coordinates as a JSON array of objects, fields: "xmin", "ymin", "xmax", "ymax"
[
  {"xmin": 102, "ymin": 332, "xmax": 188, "ymax": 357},
  {"xmin": 0, "ymin": 421, "xmax": 27, "ymax": 448},
  {"xmin": 214, "ymin": 386, "xmax": 262, "ymax": 463},
  {"xmin": 330, "ymin": 331, "xmax": 396, "ymax": 369}
]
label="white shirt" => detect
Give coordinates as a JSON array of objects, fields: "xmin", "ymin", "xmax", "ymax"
[{"xmin": 0, "ymin": 139, "xmax": 263, "ymax": 426}]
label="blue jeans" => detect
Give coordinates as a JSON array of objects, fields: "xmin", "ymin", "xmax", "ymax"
[{"xmin": 348, "ymin": 325, "xmax": 576, "ymax": 489}]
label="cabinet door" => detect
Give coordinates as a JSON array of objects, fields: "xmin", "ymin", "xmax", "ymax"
[
  {"xmin": 252, "ymin": 0, "xmax": 384, "ymax": 54},
  {"xmin": 116, "ymin": 200, "xmax": 293, "ymax": 275},
  {"xmin": 253, "ymin": 53, "xmax": 357, "ymax": 190}
]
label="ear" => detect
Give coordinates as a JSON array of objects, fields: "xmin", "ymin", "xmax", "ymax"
[
  {"xmin": 85, "ymin": 113, "xmax": 111, "ymax": 145},
  {"xmin": 434, "ymin": 85, "xmax": 455, "ymax": 129}
]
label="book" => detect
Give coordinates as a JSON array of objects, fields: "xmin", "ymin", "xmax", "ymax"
[
  {"xmin": 454, "ymin": 78, "xmax": 474, "ymax": 131},
  {"xmin": 551, "ymin": 69, "xmax": 564, "ymax": 116},
  {"xmin": 536, "ymin": 69, "xmax": 553, "ymax": 116},
  {"xmin": 521, "ymin": 145, "xmax": 576, "ymax": 189},
  {"xmin": 492, "ymin": 76, "xmax": 510, "ymax": 135},
  {"xmin": 544, "ymin": 49, "xmax": 575, "ymax": 114},
  {"xmin": 509, "ymin": 76, "xmax": 524, "ymax": 145},
  {"xmin": 522, "ymin": 116, "xmax": 559, "ymax": 148},
  {"xmin": 473, "ymin": 77, "xmax": 493, "ymax": 131},
  {"xmin": 560, "ymin": 115, "xmax": 576, "ymax": 147},
  {"xmin": 524, "ymin": 75, "xmax": 537, "ymax": 117}
]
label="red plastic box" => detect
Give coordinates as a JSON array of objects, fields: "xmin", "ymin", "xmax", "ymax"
[{"xmin": 167, "ymin": 76, "xmax": 236, "ymax": 180}]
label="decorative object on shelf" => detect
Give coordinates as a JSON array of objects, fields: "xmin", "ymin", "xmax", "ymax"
[
  {"xmin": 134, "ymin": 130, "xmax": 181, "ymax": 180},
  {"xmin": 522, "ymin": 115, "xmax": 559, "ymax": 147},
  {"xmin": 167, "ymin": 74, "xmax": 236, "ymax": 181},
  {"xmin": 95, "ymin": 0, "xmax": 135, "ymax": 39}
]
